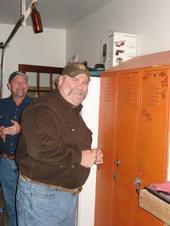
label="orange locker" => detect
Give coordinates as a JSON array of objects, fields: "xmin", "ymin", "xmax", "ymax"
[
  {"xmin": 95, "ymin": 51, "xmax": 170, "ymax": 226},
  {"xmin": 94, "ymin": 72, "xmax": 117, "ymax": 226},
  {"xmin": 112, "ymin": 71, "xmax": 142, "ymax": 226}
]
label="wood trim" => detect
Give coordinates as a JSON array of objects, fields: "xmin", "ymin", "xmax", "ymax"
[
  {"xmin": 18, "ymin": 64, "xmax": 63, "ymax": 74},
  {"xmin": 18, "ymin": 64, "xmax": 63, "ymax": 97}
]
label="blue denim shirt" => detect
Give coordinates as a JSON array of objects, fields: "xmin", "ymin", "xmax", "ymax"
[{"xmin": 0, "ymin": 96, "xmax": 32, "ymax": 153}]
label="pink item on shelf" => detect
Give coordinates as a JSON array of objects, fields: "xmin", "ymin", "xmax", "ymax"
[{"xmin": 149, "ymin": 181, "xmax": 170, "ymax": 194}]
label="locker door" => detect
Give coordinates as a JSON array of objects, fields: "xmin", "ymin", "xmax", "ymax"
[
  {"xmin": 112, "ymin": 71, "xmax": 141, "ymax": 226},
  {"xmin": 95, "ymin": 73, "xmax": 117, "ymax": 226},
  {"xmin": 134, "ymin": 69, "xmax": 169, "ymax": 226}
]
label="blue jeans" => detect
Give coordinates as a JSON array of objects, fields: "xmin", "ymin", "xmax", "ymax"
[
  {"xmin": 16, "ymin": 175, "xmax": 78, "ymax": 226},
  {"xmin": 0, "ymin": 157, "xmax": 18, "ymax": 226}
]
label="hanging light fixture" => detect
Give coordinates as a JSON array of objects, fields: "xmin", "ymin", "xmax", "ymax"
[{"xmin": 31, "ymin": 2, "xmax": 43, "ymax": 33}]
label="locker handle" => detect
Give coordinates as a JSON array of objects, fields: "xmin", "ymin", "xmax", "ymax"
[
  {"xmin": 134, "ymin": 177, "xmax": 142, "ymax": 193},
  {"xmin": 113, "ymin": 159, "xmax": 120, "ymax": 180}
]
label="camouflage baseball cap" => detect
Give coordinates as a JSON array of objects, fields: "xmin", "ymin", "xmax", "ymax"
[
  {"xmin": 62, "ymin": 62, "xmax": 90, "ymax": 79},
  {"xmin": 8, "ymin": 71, "xmax": 28, "ymax": 83}
]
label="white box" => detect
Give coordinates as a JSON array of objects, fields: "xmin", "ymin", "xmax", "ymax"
[{"xmin": 101, "ymin": 32, "xmax": 136, "ymax": 69}]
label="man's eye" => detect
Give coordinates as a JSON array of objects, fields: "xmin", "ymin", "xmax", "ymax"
[
  {"xmin": 72, "ymin": 78, "xmax": 78, "ymax": 82},
  {"xmin": 83, "ymin": 81, "xmax": 89, "ymax": 86}
]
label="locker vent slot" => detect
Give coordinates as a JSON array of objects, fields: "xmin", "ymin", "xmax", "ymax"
[
  {"xmin": 103, "ymin": 80, "xmax": 114, "ymax": 103},
  {"xmin": 119, "ymin": 80, "xmax": 135, "ymax": 104},
  {"xmin": 143, "ymin": 71, "xmax": 168, "ymax": 107},
  {"xmin": 145, "ymin": 82, "xmax": 161, "ymax": 106}
]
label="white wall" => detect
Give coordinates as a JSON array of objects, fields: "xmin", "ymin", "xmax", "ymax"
[
  {"xmin": 0, "ymin": 24, "xmax": 66, "ymax": 97},
  {"xmin": 66, "ymin": 0, "xmax": 170, "ymax": 67}
]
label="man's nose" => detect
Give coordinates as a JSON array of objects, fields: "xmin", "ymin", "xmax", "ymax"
[
  {"xmin": 76, "ymin": 82, "xmax": 83, "ymax": 90},
  {"xmin": 18, "ymin": 82, "xmax": 24, "ymax": 87}
]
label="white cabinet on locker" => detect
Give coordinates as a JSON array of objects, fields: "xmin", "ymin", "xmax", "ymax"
[{"xmin": 78, "ymin": 77, "xmax": 100, "ymax": 226}]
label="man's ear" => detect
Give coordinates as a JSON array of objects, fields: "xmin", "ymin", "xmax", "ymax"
[
  {"xmin": 7, "ymin": 83, "xmax": 11, "ymax": 90},
  {"xmin": 58, "ymin": 75, "xmax": 64, "ymax": 87}
]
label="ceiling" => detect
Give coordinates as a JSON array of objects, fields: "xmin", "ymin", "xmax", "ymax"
[{"xmin": 0, "ymin": 0, "xmax": 111, "ymax": 29}]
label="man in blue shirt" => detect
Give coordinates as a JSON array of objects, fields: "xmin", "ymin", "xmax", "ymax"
[{"xmin": 0, "ymin": 71, "xmax": 32, "ymax": 226}]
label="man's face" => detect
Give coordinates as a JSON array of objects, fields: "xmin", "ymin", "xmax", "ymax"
[
  {"xmin": 58, "ymin": 73, "xmax": 89, "ymax": 106},
  {"xmin": 7, "ymin": 75, "xmax": 28, "ymax": 99}
]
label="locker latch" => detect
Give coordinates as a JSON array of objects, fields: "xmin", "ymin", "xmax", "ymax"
[
  {"xmin": 113, "ymin": 159, "xmax": 120, "ymax": 180},
  {"xmin": 134, "ymin": 177, "xmax": 142, "ymax": 193}
]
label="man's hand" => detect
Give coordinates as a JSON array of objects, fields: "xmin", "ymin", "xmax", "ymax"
[
  {"xmin": 0, "ymin": 126, "xmax": 6, "ymax": 142},
  {"xmin": 3, "ymin": 120, "xmax": 21, "ymax": 136},
  {"xmin": 80, "ymin": 149, "xmax": 96, "ymax": 168},
  {"xmin": 92, "ymin": 148, "xmax": 104, "ymax": 165},
  {"xmin": 80, "ymin": 148, "xmax": 103, "ymax": 168}
]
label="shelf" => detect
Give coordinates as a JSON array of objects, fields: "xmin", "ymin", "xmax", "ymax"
[{"xmin": 139, "ymin": 189, "xmax": 170, "ymax": 225}]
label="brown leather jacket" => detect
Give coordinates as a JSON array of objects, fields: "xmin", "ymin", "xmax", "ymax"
[{"xmin": 16, "ymin": 89, "xmax": 92, "ymax": 188}]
